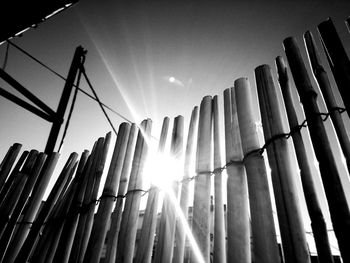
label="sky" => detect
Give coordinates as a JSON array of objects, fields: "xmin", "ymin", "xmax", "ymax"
[{"xmin": 1, "ymin": 0, "xmax": 350, "ymax": 254}]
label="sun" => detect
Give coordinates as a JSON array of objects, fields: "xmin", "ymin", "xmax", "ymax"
[{"xmin": 169, "ymin": 76, "xmax": 176, "ymax": 83}]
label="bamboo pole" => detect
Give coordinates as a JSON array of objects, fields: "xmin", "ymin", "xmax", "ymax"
[
  {"xmin": 0, "ymin": 152, "xmax": 46, "ymax": 260},
  {"xmin": 283, "ymin": 37, "xmax": 350, "ymax": 262},
  {"xmin": 276, "ymin": 56, "xmax": 334, "ymax": 263},
  {"xmin": 134, "ymin": 117, "xmax": 170, "ymax": 263},
  {"xmin": 235, "ymin": 77, "xmax": 280, "ymax": 263},
  {"xmin": 154, "ymin": 116, "xmax": 184, "ymax": 263},
  {"xmin": 212, "ymin": 95, "xmax": 226, "ymax": 263},
  {"xmin": 0, "ymin": 143, "xmax": 21, "ymax": 193},
  {"xmin": 173, "ymin": 106, "xmax": 199, "ymax": 263},
  {"xmin": 69, "ymin": 138, "xmax": 105, "ymax": 263},
  {"xmin": 223, "ymin": 87, "xmax": 250, "ymax": 263},
  {"xmin": 191, "ymin": 95, "xmax": 212, "ymax": 263},
  {"xmin": 304, "ymin": 30, "xmax": 350, "ymax": 174},
  {"xmin": 116, "ymin": 119, "xmax": 152, "ymax": 263},
  {"xmin": 0, "ymin": 150, "xmax": 28, "ymax": 207},
  {"xmin": 255, "ymin": 64, "xmax": 310, "ymax": 263},
  {"xmin": 0, "ymin": 150, "xmax": 38, "ymax": 231},
  {"xmin": 76, "ymin": 132, "xmax": 111, "ymax": 263},
  {"xmin": 318, "ymin": 18, "xmax": 350, "ymax": 118},
  {"xmin": 104, "ymin": 124, "xmax": 138, "ymax": 263},
  {"xmin": 13, "ymin": 152, "xmax": 77, "ymax": 263},
  {"xmin": 51, "ymin": 150, "xmax": 89, "ymax": 263},
  {"xmin": 346, "ymin": 17, "xmax": 350, "ymax": 33},
  {"xmin": 3, "ymin": 152, "xmax": 59, "ymax": 263},
  {"xmin": 84, "ymin": 124, "xmax": 131, "ymax": 263}
]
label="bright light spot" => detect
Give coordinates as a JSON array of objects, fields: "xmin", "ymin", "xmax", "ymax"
[
  {"xmin": 169, "ymin": 76, "xmax": 176, "ymax": 83},
  {"xmin": 144, "ymin": 151, "xmax": 183, "ymax": 190}
]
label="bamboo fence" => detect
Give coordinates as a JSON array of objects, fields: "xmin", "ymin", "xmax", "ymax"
[{"xmin": 0, "ymin": 15, "xmax": 349, "ymax": 263}]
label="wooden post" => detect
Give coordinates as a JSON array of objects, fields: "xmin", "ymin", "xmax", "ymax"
[
  {"xmin": 45, "ymin": 46, "xmax": 86, "ymax": 154},
  {"xmin": 0, "ymin": 143, "xmax": 21, "ymax": 193},
  {"xmin": 14, "ymin": 152, "xmax": 77, "ymax": 263},
  {"xmin": 212, "ymin": 96, "xmax": 226, "ymax": 263},
  {"xmin": 255, "ymin": 64, "xmax": 310, "ymax": 263},
  {"xmin": 235, "ymin": 77, "xmax": 280, "ymax": 263},
  {"xmin": 191, "ymin": 95, "xmax": 212, "ymax": 263},
  {"xmin": 173, "ymin": 106, "xmax": 199, "ymax": 263},
  {"xmin": 304, "ymin": 30, "xmax": 350, "ymax": 174},
  {"xmin": 134, "ymin": 117, "xmax": 170, "ymax": 263},
  {"xmin": 104, "ymin": 124, "xmax": 138, "ymax": 263},
  {"xmin": 223, "ymin": 87, "xmax": 250, "ymax": 263},
  {"xmin": 84, "ymin": 124, "xmax": 131, "ymax": 263},
  {"xmin": 283, "ymin": 37, "xmax": 350, "ymax": 262},
  {"xmin": 276, "ymin": 56, "xmax": 334, "ymax": 263},
  {"xmin": 154, "ymin": 116, "xmax": 184, "ymax": 263},
  {"xmin": 318, "ymin": 18, "xmax": 350, "ymax": 118},
  {"xmin": 116, "ymin": 119, "xmax": 152, "ymax": 263}
]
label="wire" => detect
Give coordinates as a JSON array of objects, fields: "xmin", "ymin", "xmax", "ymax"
[
  {"xmin": 6, "ymin": 40, "xmax": 133, "ymax": 124},
  {"xmin": 80, "ymin": 65, "xmax": 118, "ymax": 136}
]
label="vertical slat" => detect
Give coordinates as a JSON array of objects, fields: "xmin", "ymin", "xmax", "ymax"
[
  {"xmin": 84, "ymin": 124, "xmax": 131, "ymax": 263},
  {"xmin": 304, "ymin": 30, "xmax": 350, "ymax": 175},
  {"xmin": 191, "ymin": 95, "xmax": 212, "ymax": 263},
  {"xmin": 104, "ymin": 124, "xmax": 138, "ymax": 263},
  {"xmin": 14, "ymin": 152, "xmax": 77, "ymax": 263},
  {"xmin": 0, "ymin": 143, "xmax": 22, "ymax": 192},
  {"xmin": 235, "ymin": 77, "xmax": 280, "ymax": 263},
  {"xmin": 255, "ymin": 64, "xmax": 310, "ymax": 263},
  {"xmin": 318, "ymin": 18, "xmax": 350, "ymax": 118},
  {"xmin": 276, "ymin": 56, "xmax": 334, "ymax": 263},
  {"xmin": 116, "ymin": 119, "xmax": 152, "ymax": 263},
  {"xmin": 154, "ymin": 116, "xmax": 184, "ymax": 263},
  {"xmin": 223, "ymin": 88, "xmax": 250, "ymax": 263},
  {"xmin": 173, "ymin": 106, "xmax": 199, "ymax": 263},
  {"xmin": 134, "ymin": 117, "xmax": 170, "ymax": 263},
  {"xmin": 212, "ymin": 96, "xmax": 226, "ymax": 263},
  {"xmin": 283, "ymin": 37, "xmax": 350, "ymax": 262}
]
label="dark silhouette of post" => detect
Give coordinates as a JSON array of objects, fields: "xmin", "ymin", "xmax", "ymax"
[
  {"xmin": 283, "ymin": 37, "xmax": 350, "ymax": 262},
  {"xmin": 318, "ymin": 18, "xmax": 350, "ymax": 117},
  {"xmin": 44, "ymin": 46, "xmax": 86, "ymax": 154}
]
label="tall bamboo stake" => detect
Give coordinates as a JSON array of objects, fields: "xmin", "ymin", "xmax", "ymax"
[
  {"xmin": 223, "ymin": 87, "xmax": 250, "ymax": 263},
  {"xmin": 0, "ymin": 150, "xmax": 38, "ymax": 231},
  {"xmin": 255, "ymin": 64, "xmax": 310, "ymax": 263},
  {"xmin": 69, "ymin": 138, "xmax": 105, "ymax": 263},
  {"xmin": 76, "ymin": 132, "xmax": 111, "ymax": 263},
  {"xmin": 104, "ymin": 124, "xmax": 137, "ymax": 263},
  {"xmin": 84, "ymin": 124, "xmax": 131, "ymax": 263},
  {"xmin": 173, "ymin": 106, "xmax": 199, "ymax": 263},
  {"xmin": 50, "ymin": 150, "xmax": 89, "ymax": 263},
  {"xmin": 276, "ymin": 56, "xmax": 334, "ymax": 263},
  {"xmin": 154, "ymin": 116, "xmax": 184, "ymax": 263},
  {"xmin": 14, "ymin": 152, "xmax": 77, "ymax": 263},
  {"xmin": 116, "ymin": 119, "xmax": 152, "ymax": 263},
  {"xmin": 212, "ymin": 95, "xmax": 226, "ymax": 263},
  {"xmin": 318, "ymin": 18, "xmax": 350, "ymax": 118},
  {"xmin": 0, "ymin": 150, "xmax": 28, "ymax": 202},
  {"xmin": 283, "ymin": 37, "xmax": 350, "ymax": 262},
  {"xmin": 0, "ymin": 143, "xmax": 21, "ymax": 192},
  {"xmin": 235, "ymin": 77, "xmax": 280, "ymax": 263},
  {"xmin": 0, "ymin": 152, "xmax": 46, "ymax": 260},
  {"xmin": 304, "ymin": 30, "xmax": 350, "ymax": 174},
  {"xmin": 191, "ymin": 95, "xmax": 212, "ymax": 263},
  {"xmin": 3, "ymin": 152, "xmax": 59, "ymax": 263},
  {"xmin": 134, "ymin": 117, "xmax": 170, "ymax": 263}
]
